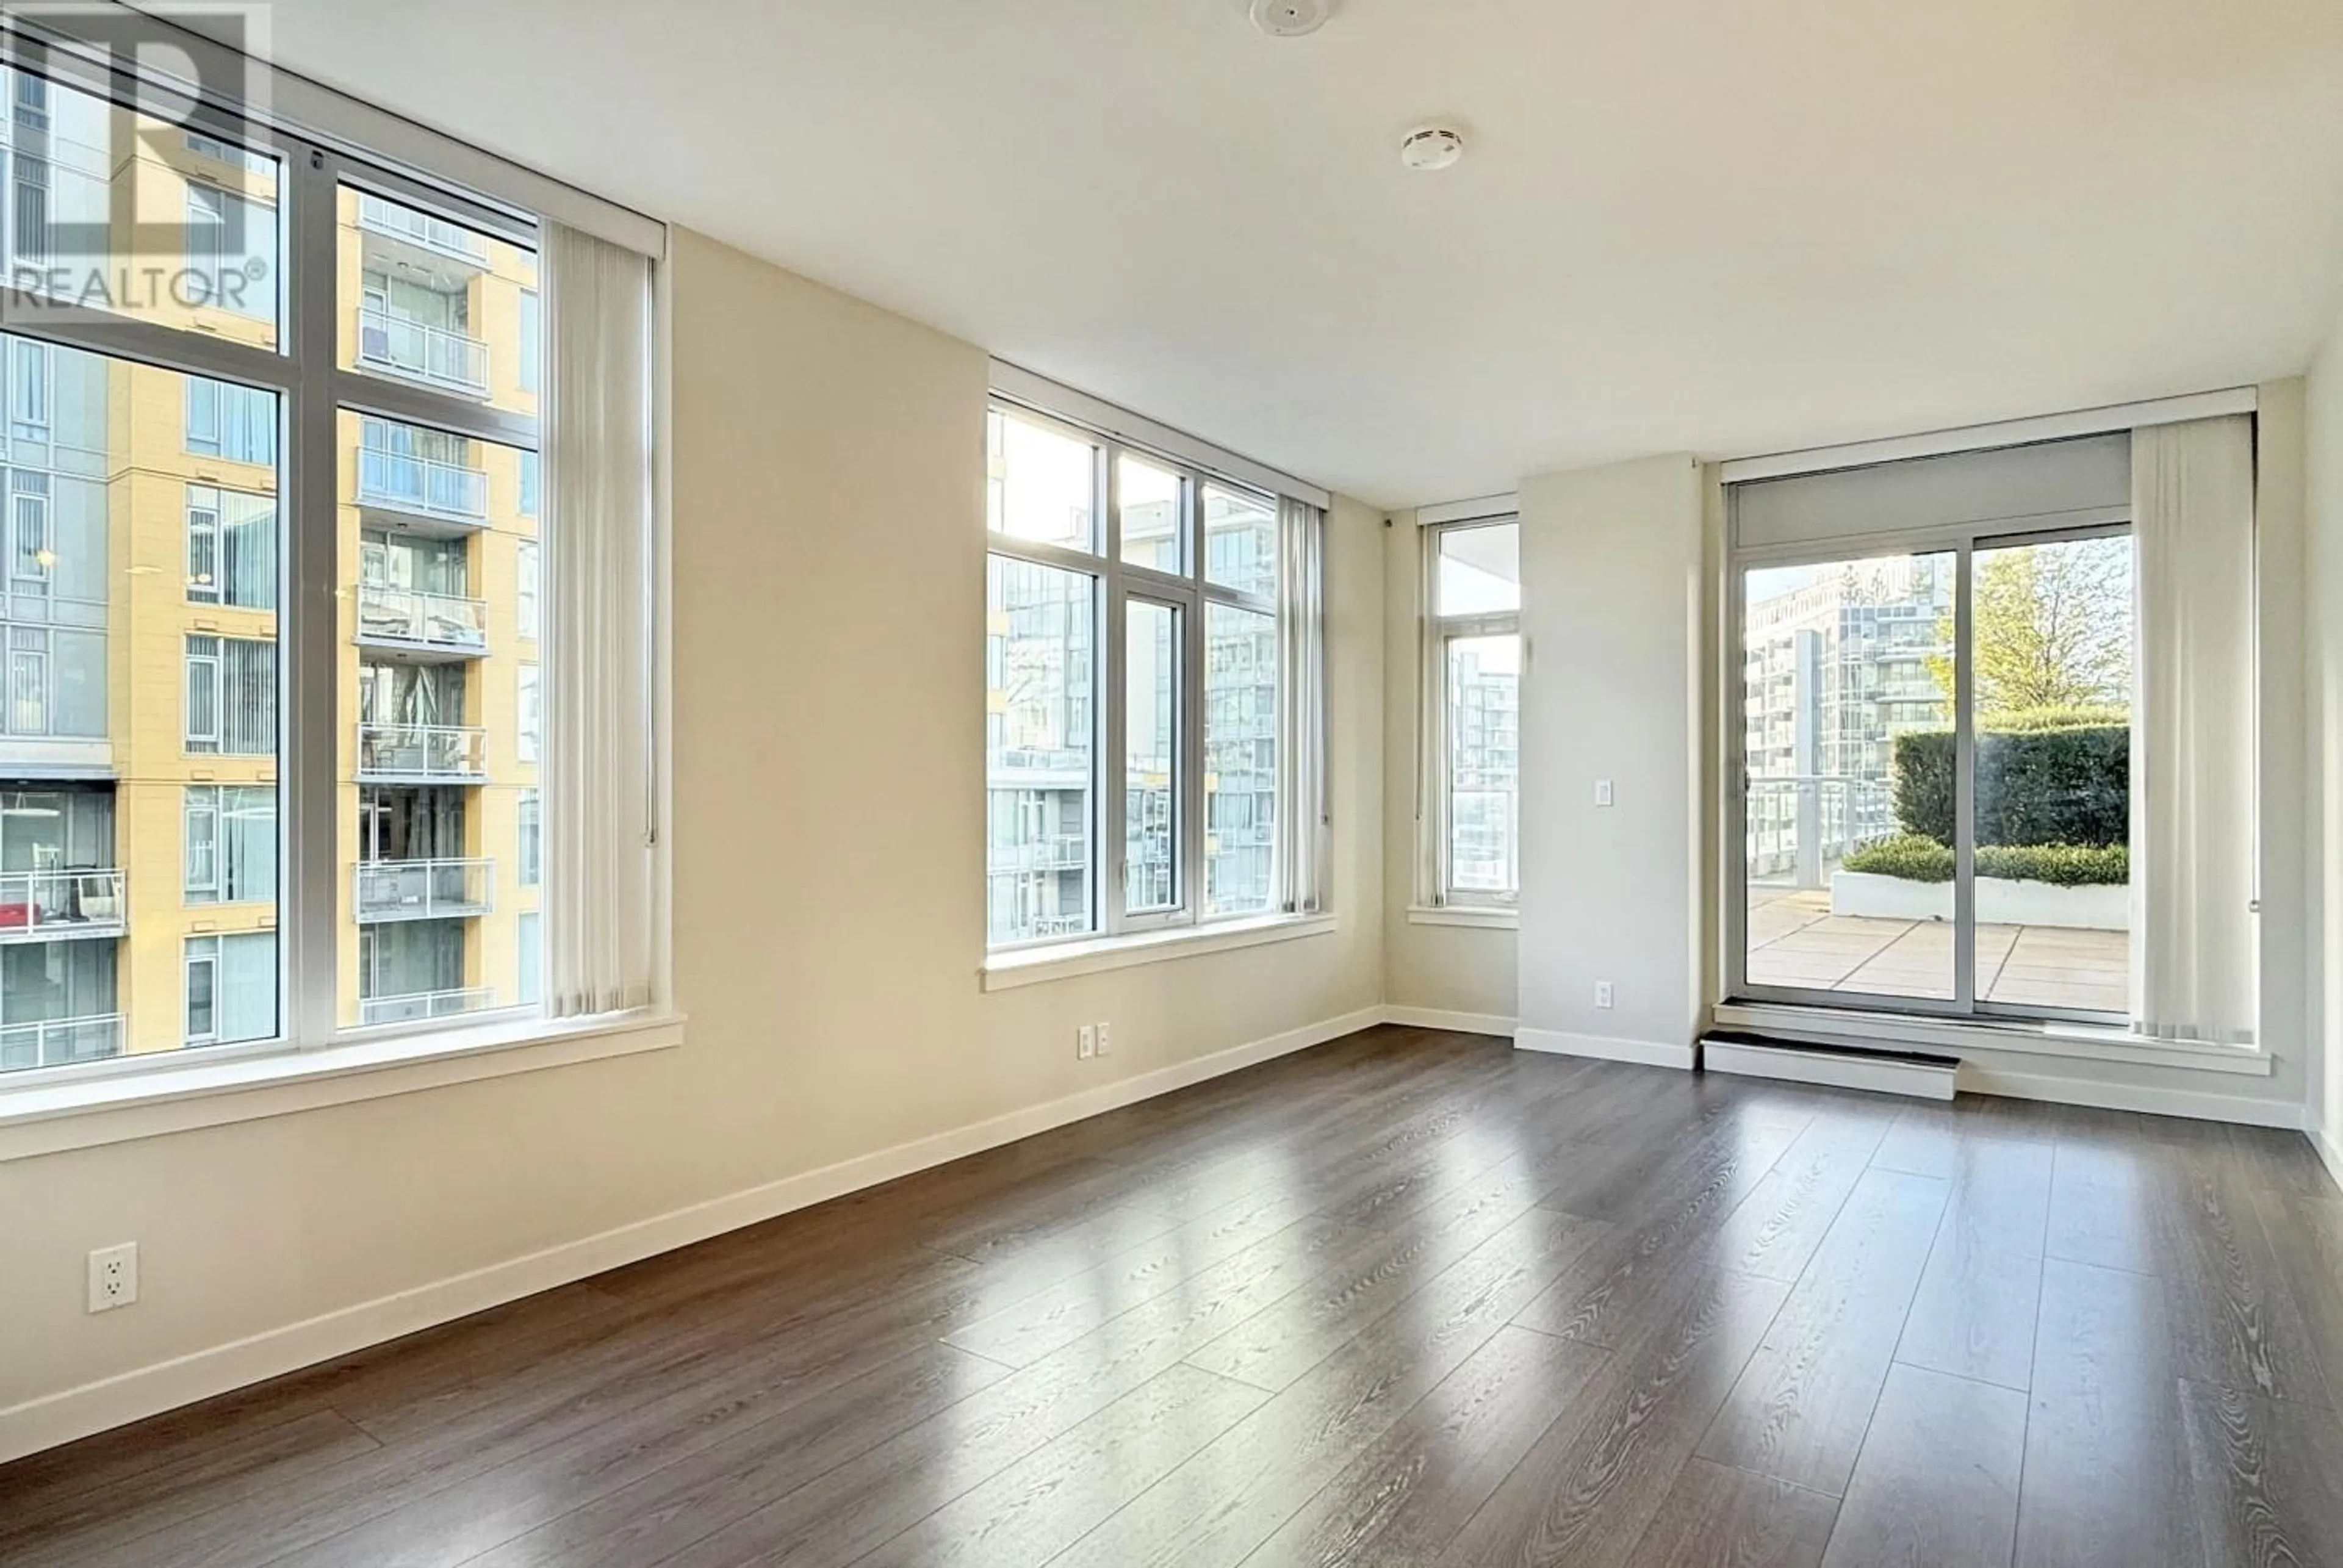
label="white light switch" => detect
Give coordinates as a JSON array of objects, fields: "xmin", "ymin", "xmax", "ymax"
[{"xmin": 1594, "ymin": 779, "xmax": 1614, "ymax": 808}]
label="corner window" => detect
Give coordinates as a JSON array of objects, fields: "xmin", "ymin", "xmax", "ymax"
[
  {"xmin": 1423, "ymin": 519, "xmax": 1521, "ymax": 905},
  {"xmin": 0, "ymin": 51, "xmax": 656, "ymax": 1084}
]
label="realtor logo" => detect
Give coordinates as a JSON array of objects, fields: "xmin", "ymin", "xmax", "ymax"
[{"xmin": 0, "ymin": 2, "xmax": 276, "ymax": 323}]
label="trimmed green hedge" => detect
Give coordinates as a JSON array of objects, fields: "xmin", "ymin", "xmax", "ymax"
[
  {"xmin": 1842, "ymin": 833, "xmax": 2129, "ymax": 887},
  {"xmin": 1891, "ymin": 720, "xmax": 2128, "ymax": 848},
  {"xmin": 1843, "ymin": 833, "xmax": 1952, "ymax": 882},
  {"xmin": 1982, "ymin": 843, "xmax": 2129, "ymax": 887}
]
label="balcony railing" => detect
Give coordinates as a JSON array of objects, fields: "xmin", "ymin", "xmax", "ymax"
[
  {"xmin": 359, "ymin": 986, "xmax": 496, "ymax": 1027},
  {"xmin": 358, "ymin": 583, "xmax": 488, "ymax": 655},
  {"xmin": 356, "ymin": 193, "xmax": 491, "ymax": 266},
  {"xmin": 357, "ymin": 722, "xmax": 487, "ymax": 783},
  {"xmin": 355, "ymin": 857, "xmax": 494, "ymax": 922},
  {"xmin": 0, "ymin": 1013, "xmax": 124, "ymax": 1072},
  {"xmin": 990, "ymin": 838, "xmax": 1088, "ymax": 874},
  {"xmin": 356, "ymin": 444, "xmax": 490, "ymax": 527},
  {"xmin": 1744, "ymin": 775, "xmax": 1898, "ymax": 889},
  {"xmin": 356, "ymin": 308, "xmax": 492, "ymax": 397},
  {"xmin": 0, "ymin": 869, "xmax": 127, "ymax": 943}
]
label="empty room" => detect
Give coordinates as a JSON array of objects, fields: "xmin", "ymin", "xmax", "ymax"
[{"xmin": 3, "ymin": 1, "xmax": 2342, "ymax": 1564}]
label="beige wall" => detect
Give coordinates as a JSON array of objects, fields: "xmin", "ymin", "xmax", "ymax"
[
  {"xmin": 1515, "ymin": 456, "xmax": 1708, "ymax": 1056},
  {"xmin": 0, "ymin": 228, "xmax": 1386, "ymax": 1422},
  {"xmin": 1380, "ymin": 508, "xmax": 1519, "ymax": 1023}
]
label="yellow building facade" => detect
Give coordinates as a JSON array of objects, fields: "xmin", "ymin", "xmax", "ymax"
[{"xmin": 0, "ymin": 92, "xmax": 541, "ymax": 1066}]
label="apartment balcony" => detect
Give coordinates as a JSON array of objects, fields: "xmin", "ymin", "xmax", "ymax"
[
  {"xmin": 357, "ymin": 723, "xmax": 487, "ymax": 784},
  {"xmin": 354, "ymin": 857, "xmax": 494, "ymax": 922},
  {"xmin": 356, "ymin": 583, "xmax": 488, "ymax": 661},
  {"xmin": 0, "ymin": 1013, "xmax": 124, "ymax": 1072},
  {"xmin": 356, "ymin": 193, "xmax": 491, "ymax": 272},
  {"xmin": 990, "ymin": 838, "xmax": 1088, "ymax": 874},
  {"xmin": 357, "ymin": 309, "xmax": 492, "ymax": 398},
  {"xmin": 0, "ymin": 869, "xmax": 127, "ymax": 944},
  {"xmin": 355, "ymin": 444, "xmax": 491, "ymax": 536},
  {"xmin": 358, "ymin": 986, "xmax": 496, "ymax": 1027}
]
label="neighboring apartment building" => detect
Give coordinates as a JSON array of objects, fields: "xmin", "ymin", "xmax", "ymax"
[
  {"xmin": 1446, "ymin": 641, "xmax": 1519, "ymax": 894},
  {"xmin": 0, "ymin": 77, "xmax": 541, "ymax": 1070},
  {"xmin": 1743, "ymin": 555, "xmax": 1951, "ymax": 883}
]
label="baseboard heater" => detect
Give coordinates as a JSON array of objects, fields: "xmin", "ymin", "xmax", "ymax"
[{"xmin": 1699, "ymin": 1029, "xmax": 1959, "ymax": 1101}]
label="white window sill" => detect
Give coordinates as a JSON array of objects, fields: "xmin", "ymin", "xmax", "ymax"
[
  {"xmin": 1713, "ymin": 1001, "xmax": 2273, "ymax": 1077},
  {"xmin": 1405, "ymin": 904, "xmax": 1519, "ymax": 930},
  {"xmin": 982, "ymin": 913, "xmax": 1337, "ymax": 992},
  {"xmin": 0, "ymin": 1010, "xmax": 685, "ymax": 1162}
]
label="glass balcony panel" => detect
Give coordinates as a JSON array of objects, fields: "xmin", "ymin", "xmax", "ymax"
[
  {"xmin": 355, "ymin": 444, "xmax": 491, "ymax": 528},
  {"xmin": 355, "ymin": 307, "xmax": 491, "ymax": 397},
  {"xmin": 0, "ymin": 868, "xmax": 125, "ymax": 941},
  {"xmin": 356, "ymin": 583, "xmax": 488, "ymax": 653},
  {"xmin": 357, "ymin": 985, "xmax": 495, "ymax": 1026},
  {"xmin": 355, "ymin": 193, "xmax": 490, "ymax": 267},
  {"xmin": 353, "ymin": 857, "xmax": 494, "ymax": 922},
  {"xmin": 0, "ymin": 1011, "xmax": 123, "ymax": 1070},
  {"xmin": 356, "ymin": 722, "xmax": 488, "ymax": 782}
]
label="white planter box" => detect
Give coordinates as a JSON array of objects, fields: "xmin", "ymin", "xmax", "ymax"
[{"xmin": 1830, "ymin": 870, "xmax": 2129, "ymax": 931}]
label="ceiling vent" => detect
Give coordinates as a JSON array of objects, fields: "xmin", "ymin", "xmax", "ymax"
[{"xmin": 1249, "ymin": 0, "xmax": 1334, "ymax": 37}]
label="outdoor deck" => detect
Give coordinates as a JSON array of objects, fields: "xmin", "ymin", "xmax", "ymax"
[{"xmin": 1747, "ymin": 886, "xmax": 2128, "ymax": 1013}]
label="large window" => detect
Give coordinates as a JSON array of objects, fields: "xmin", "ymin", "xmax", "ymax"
[
  {"xmin": 0, "ymin": 40, "xmax": 652, "ymax": 1080},
  {"xmin": 1422, "ymin": 518, "xmax": 1521, "ymax": 906},
  {"xmin": 985, "ymin": 398, "xmax": 1309, "ymax": 948}
]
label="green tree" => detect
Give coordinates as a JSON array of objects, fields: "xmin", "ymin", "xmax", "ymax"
[{"xmin": 1927, "ymin": 538, "xmax": 2132, "ymax": 716}]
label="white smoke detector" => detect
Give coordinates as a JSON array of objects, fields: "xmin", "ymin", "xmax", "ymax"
[
  {"xmin": 1249, "ymin": 0, "xmax": 1334, "ymax": 37},
  {"xmin": 1400, "ymin": 126, "xmax": 1466, "ymax": 172}
]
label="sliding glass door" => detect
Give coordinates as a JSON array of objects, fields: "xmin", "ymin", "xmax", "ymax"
[
  {"xmin": 1734, "ymin": 527, "xmax": 2135, "ymax": 1023},
  {"xmin": 1968, "ymin": 530, "xmax": 2133, "ymax": 1016}
]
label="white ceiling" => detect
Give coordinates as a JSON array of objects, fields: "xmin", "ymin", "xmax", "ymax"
[{"xmin": 250, "ymin": 0, "xmax": 2343, "ymax": 507}]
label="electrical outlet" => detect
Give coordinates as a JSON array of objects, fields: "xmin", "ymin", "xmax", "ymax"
[
  {"xmin": 1095, "ymin": 1022, "xmax": 1112, "ymax": 1057},
  {"xmin": 1077, "ymin": 1024, "xmax": 1096, "ymax": 1060},
  {"xmin": 87, "ymin": 1242, "xmax": 137, "ymax": 1314},
  {"xmin": 1594, "ymin": 779, "xmax": 1615, "ymax": 807},
  {"xmin": 1594, "ymin": 980, "xmax": 1615, "ymax": 1010}
]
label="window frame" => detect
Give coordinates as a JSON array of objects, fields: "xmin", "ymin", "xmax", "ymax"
[
  {"xmin": 1420, "ymin": 516, "xmax": 1522, "ymax": 910},
  {"xmin": 1724, "ymin": 515, "xmax": 2137, "ymax": 1027},
  {"xmin": 0, "ymin": 37, "xmax": 578, "ymax": 1090},
  {"xmin": 985, "ymin": 395, "xmax": 1289, "ymax": 953}
]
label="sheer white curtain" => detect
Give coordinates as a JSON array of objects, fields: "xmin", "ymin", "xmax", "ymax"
[
  {"xmin": 2133, "ymin": 414, "xmax": 2256, "ymax": 1044},
  {"xmin": 542, "ymin": 221, "xmax": 657, "ymax": 1018},
  {"xmin": 1276, "ymin": 498, "xmax": 1328, "ymax": 913}
]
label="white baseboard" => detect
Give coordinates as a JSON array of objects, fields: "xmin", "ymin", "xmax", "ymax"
[
  {"xmin": 1381, "ymin": 1006, "xmax": 1516, "ymax": 1037},
  {"xmin": 2309, "ymin": 1122, "xmax": 2343, "ymax": 1195},
  {"xmin": 0, "ymin": 1003, "xmax": 1384, "ymax": 1467},
  {"xmin": 1960, "ymin": 1063, "xmax": 2308, "ymax": 1129},
  {"xmin": 1514, "ymin": 1027, "xmax": 1696, "ymax": 1071},
  {"xmin": 1705, "ymin": 1040, "xmax": 1956, "ymax": 1101}
]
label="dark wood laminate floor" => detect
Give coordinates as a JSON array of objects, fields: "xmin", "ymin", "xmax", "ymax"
[{"xmin": 7, "ymin": 1025, "xmax": 2342, "ymax": 1568}]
